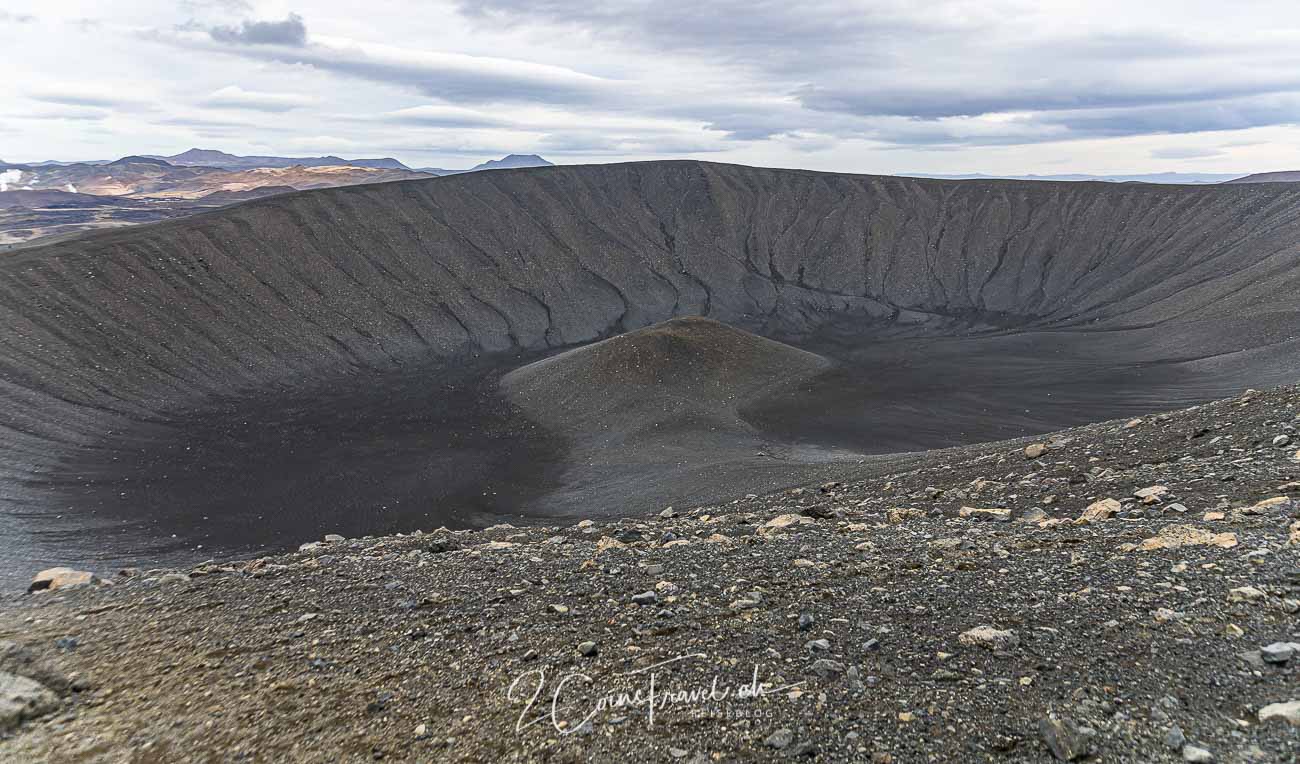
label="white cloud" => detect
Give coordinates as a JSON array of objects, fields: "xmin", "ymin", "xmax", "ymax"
[{"xmin": 202, "ymin": 85, "xmax": 315, "ymax": 112}]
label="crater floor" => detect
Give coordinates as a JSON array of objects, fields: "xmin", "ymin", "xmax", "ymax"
[{"xmin": 3, "ymin": 313, "xmax": 1293, "ymax": 586}]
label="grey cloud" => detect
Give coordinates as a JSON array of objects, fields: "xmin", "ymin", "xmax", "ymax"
[
  {"xmin": 378, "ymin": 107, "xmax": 511, "ymax": 129},
  {"xmin": 158, "ymin": 115, "xmax": 265, "ymax": 130},
  {"xmin": 1150, "ymin": 146, "xmax": 1224, "ymax": 160},
  {"xmin": 727, "ymin": 48, "xmax": 1300, "ymax": 148},
  {"xmin": 534, "ymin": 130, "xmax": 727, "ymax": 156},
  {"xmin": 28, "ymin": 91, "xmax": 151, "ymax": 110},
  {"xmin": 672, "ymin": 100, "xmax": 873, "ymax": 143},
  {"xmin": 15, "ymin": 107, "xmax": 110, "ymax": 122},
  {"xmin": 696, "ymin": 110, "xmax": 790, "ymax": 141},
  {"xmin": 202, "ymin": 97, "xmax": 296, "ymax": 112},
  {"xmin": 0, "ymin": 10, "xmax": 36, "ymax": 24},
  {"xmin": 454, "ymin": 1, "xmax": 1300, "ymax": 149},
  {"xmin": 455, "ymin": 0, "xmax": 954, "ymax": 73},
  {"xmin": 209, "ymin": 13, "xmax": 307, "ymax": 46},
  {"xmin": 708, "ymin": 124, "xmax": 785, "ymax": 141},
  {"xmin": 859, "ymin": 121, "xmax": 1059, "ymax": 149},
  {"xmin": 30, "ymin": 93, "xmax": 119, "ymax": 109},
  {"xmin": 1036, "ymin": 95, "xmax": 1300, "ymax": 139},
  {"xmin": 784, "ymin": 83, "xmax": 1300, "ymax": 149},
  {"xmin": 792, "ymin": 27, "xmax": 1300, "ymax": 121},
  {"xmin": 374, "ymin": 145, "xmax": 512, "ymax": 159},
  {"xmin": 793, "ymin": 78, "xmax": 1300, "ymax": 121},
  {"xmin": 181, "ymin": 21, "xmax": 613, "ymax": 106},
  {"xmin": 285, "ymin": 51, "xmax": 603, "ymax": 105},
  {"xmin": 840, "ymin": 93, "xmax": 1300, "ymax": 150}
]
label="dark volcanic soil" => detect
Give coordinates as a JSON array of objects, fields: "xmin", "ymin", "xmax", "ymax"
[
  {"xmin": 1, "ymin": 385, "xmax": 1297, "ymax": 762},
  {"xmin": 0, "ymin": 357, "xmax": 568, "ymax": 586}
]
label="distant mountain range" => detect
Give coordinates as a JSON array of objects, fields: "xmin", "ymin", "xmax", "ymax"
[
  {"xmin": 18, "ymin": 159, "xmax": 114, "ymax": 167},
  {"xmin": 0, "ymin": 151, "xmax": 558, "ymax": 199},
  {"xmin": 135, "ymin": 149, "xmax": 555, "ymax": 176},
  {"xmin": 411, "ymin": 154, "xmax": 555, "ymax": 175},
  {"xmin": 1222, "ymin": 170, "xmax": 1300, "ymax": 184},
  {"xmin": 463, "ymin": 154, "xmax": 554, "ymax": 173},
  {"xmin": 905, "ymin": 171, "xmax": 1244, "ymax": 184},
  {"xmin": 0, "ymin": 157, "xmax": 433, "ymax": 198},
  {"xmin": 5, "ymin": 150, "xmax": 557, "ymax": 176},
  {"xmin": 0, "ymin": 150, "xmax": 558, "ymax": 248},
  {"xmin": 146, "ymin": 148, "xmax": 412, "ymax": 172}
]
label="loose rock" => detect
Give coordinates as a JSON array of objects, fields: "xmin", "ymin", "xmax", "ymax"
[
  {"xmin": 1077, "ymin": 498, "xmax": 1122, "ymax": 524},
  {"xmin": 1258, "ymin": 699, "xmax": 1300, "ymax": 725},
  {"xmin": 959, "ymin": 506, "xmax": 1010, "ymax": 521},
  {"xmin": 761, "ymin": 514, "xmax": 814, "ymax": 534},
  {"xmin": 1038, "ymin": 717, "xmax": 1088, "ymax": 761},
  {"xmin": 1259, "ymin": 642, "xmax": 1297, "ymax": 664},
  {"xmin": 27, "ymin": 567, "xmax": 99, "ymax": 593},
  {"xmin": 0, "ymin": 672, "xmax": 59, "ymax": 732},
  {"xmin": 1137, "ymin": 525, "xmax": 1238, "ymax": 551},
  {"xmin": 959, "ymin": 626, "xmax": 1019, "ymax": 651}
]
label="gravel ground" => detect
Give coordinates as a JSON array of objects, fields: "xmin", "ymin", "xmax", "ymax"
[{"xmin": 1, "ymin": 385, "xmax": 1298, "ymax": 762}]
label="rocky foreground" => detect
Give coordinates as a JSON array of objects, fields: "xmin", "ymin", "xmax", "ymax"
[{"xmin": 2, "ymin": 386, "xmax": 1299, "ymax": 762}]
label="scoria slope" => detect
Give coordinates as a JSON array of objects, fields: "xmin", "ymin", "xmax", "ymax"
[{"xmin": 501, "ymin": 317, "xmax": 839, "ymax": 512}]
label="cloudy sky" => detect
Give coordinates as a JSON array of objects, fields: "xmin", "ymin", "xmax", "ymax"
[{"xmin": 4, "ymin": 0, "xmax": 1300, "ymax": 173}]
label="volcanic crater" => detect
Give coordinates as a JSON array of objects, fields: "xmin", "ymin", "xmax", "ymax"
[{"xmin": 2, "ymin": 160, "xmax": 1299, "ymax": 582}]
